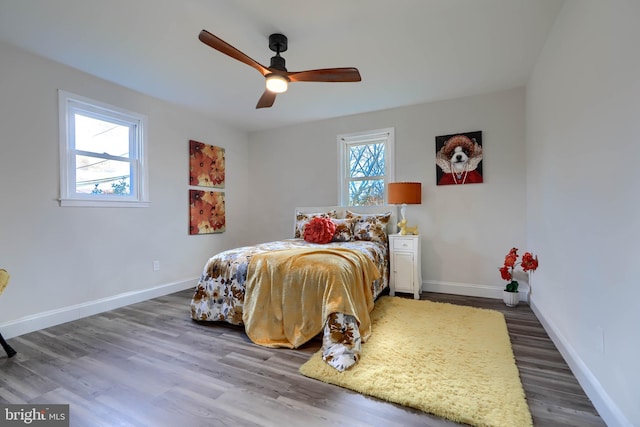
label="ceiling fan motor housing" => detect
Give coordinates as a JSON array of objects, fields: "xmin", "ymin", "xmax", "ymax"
[
  {"xmin": 270, "ymin": 55, "xmax": 287, "ymax": 71},
  {"xmin": 268, "ymin": 33, "xmax": 287, "ymax": 53},
  {"xmin": 268, "ymin": 34, "xmax": 288, "ymax": 71}
]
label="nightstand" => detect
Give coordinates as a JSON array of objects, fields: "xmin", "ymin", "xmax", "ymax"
[{"xmin": 388, "ymin": 234, "xmax": 422, "ymax": 299}]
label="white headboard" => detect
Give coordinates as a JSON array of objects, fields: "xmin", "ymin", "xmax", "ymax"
[{"xmin": 294, "ymin": 205, "xmax": 399, "ymax": 235}]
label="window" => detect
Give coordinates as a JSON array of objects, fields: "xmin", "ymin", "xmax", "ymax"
[
  {"xmin": 58, "ymin": 90, "xmax": 149, "ymax": 207},
  {"xmin": 338, "ymin": 128, "xmax": 395, "ymax": 206}
]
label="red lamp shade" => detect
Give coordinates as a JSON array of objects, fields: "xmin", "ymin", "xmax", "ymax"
[{"xmin": 388, "ymin": 182, "xmax": 422, "ymax": 205}]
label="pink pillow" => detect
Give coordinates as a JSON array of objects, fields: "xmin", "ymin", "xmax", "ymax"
[{"xmin": 304, "ymin": 217, "xmax": 336, "ymax": 244}]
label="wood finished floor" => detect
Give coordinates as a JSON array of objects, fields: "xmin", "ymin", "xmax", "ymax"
[{"xmin": 0, "ymin": 290, "xmax": 605, "ymax": 427}]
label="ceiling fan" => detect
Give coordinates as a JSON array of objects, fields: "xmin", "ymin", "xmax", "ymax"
[{"xmin": 198, "ymin": 30, "xmax": 362, "ymax": 109}]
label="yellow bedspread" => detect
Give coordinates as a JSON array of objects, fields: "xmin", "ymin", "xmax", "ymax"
[{"xmin": 243, "ymin": 247, "xmax": 381, "ymax": 349}]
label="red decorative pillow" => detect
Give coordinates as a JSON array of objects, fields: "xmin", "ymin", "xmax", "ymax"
[{"xmin": 303, "ymin": 217, "xmax": 336, "ymax": 244}]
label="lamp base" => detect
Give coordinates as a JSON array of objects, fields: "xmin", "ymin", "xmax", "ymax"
[
  {"xmin": 397, "ymin": 204, "xmax": 418, "ymax": 235},
  {"xmin": 397, "ymin": 203, "xmax": 407, "ymax": 234},
  {"xmin": 398, "ymin": 224, "xmax": 418, "ymax": 235}
]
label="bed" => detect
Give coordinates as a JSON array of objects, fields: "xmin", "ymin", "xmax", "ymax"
[{"xmin": 190, "ymin": 206, "xmax": 397, "ymax": 371}]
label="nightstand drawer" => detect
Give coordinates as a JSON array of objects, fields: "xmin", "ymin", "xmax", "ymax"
[{"xmin": 392, "ymin": 238, "xmax": 416, "ymax": 251}]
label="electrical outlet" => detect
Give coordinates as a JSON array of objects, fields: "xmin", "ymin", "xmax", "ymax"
[{"xmin": 153, "ymin": 260, "xmax": 160, "ymax": 271}]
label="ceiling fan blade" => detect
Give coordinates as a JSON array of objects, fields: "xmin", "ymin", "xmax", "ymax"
[
  {"xmin": 287, "ymin": 67, "xmax": 361, "ymax": 83},
  {"xmin": 199, "ymin": 30, "xmax": 270, "ymax": 76},
  {"xmin": 256, "ymin": 90, "xmax": 277, "ymax": 109}
]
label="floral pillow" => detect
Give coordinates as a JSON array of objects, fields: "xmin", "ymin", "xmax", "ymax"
[
  {"xmin": 331, "ymin": 218, "xmax": 356, "ymax": 242},
  {"xmin": 295, "ymin": 210, "xmax": 337, "ymax": 238},
  {"xmin": 304, "ymin": 217, "xmax": 337, "ymax": 244},
  {"xmin": 346, "ymin": 210, "xmax": 391, "ymax": 243}
]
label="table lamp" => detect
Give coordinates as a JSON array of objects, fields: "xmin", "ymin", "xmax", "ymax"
[{"xmin": 388, "ymin": 182, "xmax": 422, "ymax": 235}]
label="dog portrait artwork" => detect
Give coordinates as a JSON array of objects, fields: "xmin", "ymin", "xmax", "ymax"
[{"xmin": 435, "ymin": 131, "xmax": 483, "ymax": 185}]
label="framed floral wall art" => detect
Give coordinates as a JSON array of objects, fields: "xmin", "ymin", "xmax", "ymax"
[
  {"xmin": 189, "ymin": 190, "xmax": 225, "ymax": 235},
  {"xmin": 435, "ymin": 131, "xmax": 483, "ymax": 185},
  {"xmin": 189, "ymin": 140, "xmax": 225, "ymax": 188}
]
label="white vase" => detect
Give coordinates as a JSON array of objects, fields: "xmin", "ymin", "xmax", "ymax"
[{"xmin": 503, "ymin": 290, "xmax": 520, "ymax": 307}]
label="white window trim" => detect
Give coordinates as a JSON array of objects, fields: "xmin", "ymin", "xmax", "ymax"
[
  {"xmin": 337, "ymin": 127, "xmax": 395, "ymax": 206},
  {"xmin": 58, "ymin": 90, "xmax": 149, "ymax": 207}
]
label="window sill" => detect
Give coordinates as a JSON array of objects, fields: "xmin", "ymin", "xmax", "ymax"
[{"xmin": 59, "ymin": 198, "xmax": 150, "ymax": 208}]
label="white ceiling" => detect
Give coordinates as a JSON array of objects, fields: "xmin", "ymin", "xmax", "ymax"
[{"xmin": 0, "ymin": 0, "xmax": 564, "ymax": 132}]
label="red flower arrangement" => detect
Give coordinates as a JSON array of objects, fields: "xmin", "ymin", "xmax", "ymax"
[
  {"xmin": 303, "ymin": 217, "xmax": 336, "ymax": 244},
  {"xmin": 500, "ymin": 248, "xmax": 539, "ymax": 292}
]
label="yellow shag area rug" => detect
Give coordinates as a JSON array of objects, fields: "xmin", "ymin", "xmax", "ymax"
[{"xmin": 299, "ymin": 296, "xmax": 532, "ymax": 427}]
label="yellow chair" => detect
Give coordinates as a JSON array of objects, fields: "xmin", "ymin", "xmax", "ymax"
[{"xmin": 0, "ymin": 269, "xmax": 17, "ymax": 358}]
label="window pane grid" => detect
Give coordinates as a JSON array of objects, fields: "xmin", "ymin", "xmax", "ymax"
[
  {"xmin": 59, "ymin": 90, "xmax": 148, "ymax": 206},
  {"xmin": 72, "ymin": 114, "xmax": 134, "ymax": 197},
  {"xmin": 348, "ymin": 179, "xmax": 385, "ymax": 206},
  {"xmin": 346, "ymin": 141, "xmax": 386, "ymax": 205},
  {"xmin": 348, "ymin": 143, "xmax": 385, "ymax": 178},
  {"xmin": 73, "ymin": 149, "xmax": 131, "ymax": 162},
  {"xmin": 75, "ymin": 155, "xmax": 132, "ymax": 196},
  {"xmin": 338, "ymin": 128, "xmax": 394, "ymax": 207},
  {"xmin": 73, "ymin": 113, "xmax": 132, "ymax": 158},
  {"xmin": 349, "ymin": 175, "xmax": 384, "ymax": 181}
]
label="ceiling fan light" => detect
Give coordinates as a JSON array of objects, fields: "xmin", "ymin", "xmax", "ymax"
[{"xmin": 265, "ymin": 74, "xmax": 288, "ymax": 93}]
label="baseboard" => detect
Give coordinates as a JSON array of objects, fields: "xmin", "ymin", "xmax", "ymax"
[
  {"xmin": 423, "ymin": 280, "xmax": 530, "ymax": 302},
  {"xmin": 531, "ymin": 298, "xmax": 632, "ymax": 427},
  {"xmin": 0, "ymin": 278, "xmax": 197, "ymax": 339},
  {"xmin": 425, "ymin": 280, "xmax": 631, "ymax": 425}
]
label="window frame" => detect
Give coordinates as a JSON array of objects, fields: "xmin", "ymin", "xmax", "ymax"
[
  {"xmin": 58, "ymin": 90, "xmax": 149, "ymax": 207},
  {"xmin": 337, "ymin": 127, "xmax": 395, "ymax": 206}
]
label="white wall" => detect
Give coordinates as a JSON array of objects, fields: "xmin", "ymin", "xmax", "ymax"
[
  {"xmin": 0, "ymin": 41, "xmax": 250, "ymax": 336},
  {"xmin": 248, "ymin": 87, "xmax": 527, "ymax": 298},
  {"xmin": 526, "ymin": 1, "xmax": 640, "ymax": 426},
  {"xmin": 2, "ymin": 3, "xmax": 634, "ymax": 422}
]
